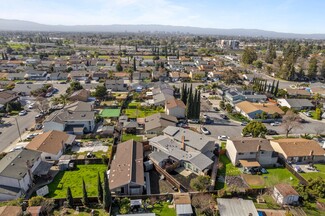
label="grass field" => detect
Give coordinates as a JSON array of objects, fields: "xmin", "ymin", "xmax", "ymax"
[
  {"xmin": 301, "ymin": 164, "xmax": 325, "ymax": 180},
  {"xmin": 121, "ymin": 133, "xmax": 143, "ymax": 142},
  {"xmin": 125, "ymin": 108, "xmax": 164, "ymax": 118},
  {"xmin": 216, "ymin": 154, "xmax": 241, "ymax": 190},
  {"xmin": 100, "ymin": 108, "xmax": 121, "ymax": 118},
  {"xmin": 246, "ymin": 168, "xmax": 299, "ymax": 189},
  {"xmin": 151, "ymin": 202, "xmax": 176, "ymax": 216},
  {"xmin": 47, "ymin": 164, "xmax": 107, "ymax": 198}
]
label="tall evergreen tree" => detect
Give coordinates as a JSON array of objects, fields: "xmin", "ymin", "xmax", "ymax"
[
  {"xmin": 133, "ymin": 58, "xmax": 136, "ymax": 71},
  {"xmin": 66, "ymin": 187, "xmax": 74, "ymax": 207},
  {"xmin": 182, "ymin": 84, "xmax": 188, "ymax": 104},
  {"xmin": 82, "ymin": 179, "xmax": 89, "ymax": 206},
  {"xmin": 97, "ymin": 172, "xmax": 103, "ymax": 203},
  {"xmin": 263, "ymin": 81, "xmax": 267, "ymax": 93},
  {"xmin": 186, "ymin": 87, "xmax": 193, "ymax": 119},
  {"xmin": 103, "ymin": 171, "xmax": 112, "ymax": 211},
  {"xmin": 274, "ymin": 80, "xmax": 279, "ymax": 96},
  {"xmin": 270, "ymin": 80, "xmax": 275, "ymax": 94},
  {"xmin": 193, "ymin": 90, "xmax": 198, "ymax": 119},
  {"xmin": 197, "ymin": 91, "xmax": 201, "ymax": 118}
]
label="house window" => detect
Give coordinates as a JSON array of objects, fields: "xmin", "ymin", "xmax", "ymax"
[
  {"xmin": 250, "ymin": 152, "xmax": 255, "ymax": 155},
  {"xmin": 238, "ymin": 153, "xmax": 244, "ymax": 155},
  {"xmin": 45, "ymin": 156, "xmax": 51, "ymax": 160},
  {"xmin": 261, "ymin": 151, "xmax": 265, "ymax": 154}
]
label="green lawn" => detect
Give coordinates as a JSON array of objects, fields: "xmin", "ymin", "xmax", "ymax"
[
  {"xmin": 125, "ymin": 108, "xmax": 164, "ymax": 118},
  {"xmin": 216, "ymin": 154, "xmax": 241, "ymax": 190},
  {"xmin": 301, "ymin": 164, "xmax": 325, "ymax": 180},
  {"xmin": 100, "ymin": 108, "xmax": 121, "ymax": 118},
  {"xmin": 151, "ymin": 202, "xmax": 176, "ymax": 216},
  {"xmin": 228, "ymin": 113, "xmax": 250, "ymax": 122},
  {"xmin": 121, "ymin": 133, "xmax": 143, "ymax": 142},
  {"xmin": 248, "ymin": 168, "xmax": 299, "ymax": 189},
  {"xmin": 53, "ymin": 205, "xmax": 108, "ymax": 216},
  {"xmin": 47, "ymin": 164, "xmax": 107, "ymax": 198}
]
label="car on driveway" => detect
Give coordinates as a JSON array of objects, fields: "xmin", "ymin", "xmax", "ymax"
[
  {"xmin": 188, "ymin": 119, "xmax": 199, "ymax": 124},
  {"xmin": 218, "ymin": 135, "xmax": 230, "ymax": 141},
  {"xmin": 28, "ymin": 103, "xmax": 35, "ymax": 109},
  {"xmin": 270, "ymin": 122, "xmax": 281, "ymax": 126},
  {"xmin": 220, "ymin": 114, "xmax": 229, "ymax": 120},
  {"xmin": 266, "ymin": 129, "xmax": 278, "ymax": 135},
  {"xmin": 201, "ymin": 127, "xmax": 210, "ymax": 135},
  {"xmin": 19, "ymin": 110, "xmax": 27, "ymax": 116},
  {"xmin": 241, "ymin": 121, "xmax": 248, "ymax": 126}
]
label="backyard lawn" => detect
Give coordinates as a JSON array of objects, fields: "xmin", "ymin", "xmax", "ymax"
[
  {"xmin": 300, "ymin": 164, "xmax": 325, "ymax": 180},
  {"xmin": 151, "ymin": 202, "xmax": 176, "ymax": 216},
  {"xmin": 121, "ymin": 133, "xmax": 143, "ymax": 142},
  {"xmin": 216, "ymin": 154, "xmax": 241, "ymax": 190},
  {"xmin": 100, "ymin": 108, "xmax": 121, "ymax": 118},
  {"xmin": 244, "ymin": 168, "xmax": 299, "ymax": 189},
  {"xmin": 47, "ymin": 164, "xmax": 107, "ymax": 198},
  {"xmin": 125, "ymin": 107, "xmax": 164, "ymax": 118}
]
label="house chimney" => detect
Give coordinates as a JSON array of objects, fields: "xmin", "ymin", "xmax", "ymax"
[
  {"xmin": 181, "ymin": 135, "xmax": 185, "ymax": 151},
  {"xmin": 257, "ymin": 145, "xmax": 261, "ymax": 152},
  {"xmin": 310, "ymin": 150, "xmax": 314, "ymax": 156}
]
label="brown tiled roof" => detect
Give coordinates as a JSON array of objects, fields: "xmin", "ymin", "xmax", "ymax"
[
  {"xmin": 166, "ymin": 98, "xmax": 186, "ymax": 109},
  {"xmin": 0, "ymin": 90, "xmax": 17, "ymax": 99},
  {"xmin": 231, "ymin": 138, "xmax": 273, "ymax": 152},
  {"xmin": 0, "ymin": 206, "xmax": 22, "ymax": 216},
  {"xmin": 145, "ymin": 113, "xmax": 177, "ymax": 132},
  {"xmin": 272, "ymin": 138, "xmax": 325, "ymax": 157},
  {"xmin": 275, "ymin": 183, "xmax": 299, "ymax": 197},
  {"xmin": 236, "ymin": 101, "xmax": 284, "ymax": 115},
  {"xmin": 110, "ymin": 140, "xmax": 144, "ymax": 190},
  {"xmin": 26, "ymin": 130, "xmax": 74, "ymax": 155}
]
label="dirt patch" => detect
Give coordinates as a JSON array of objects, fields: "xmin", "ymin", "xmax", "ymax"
[
  {"xmin": 225, "ymin": 176, "xmax": 249, "ymax": 189},
  {"xmin": 242, "ymin": 174, "xmax": 264, "ymax": 186}
]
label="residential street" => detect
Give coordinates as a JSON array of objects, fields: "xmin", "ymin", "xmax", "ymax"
[{"xmin": 0, "ymin": 110, "xmax": 37, "ymax": 152}]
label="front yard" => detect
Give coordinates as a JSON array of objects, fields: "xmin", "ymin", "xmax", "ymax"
[
  {"xmin": 125, "ymin": 107, "xmax": 164, "ymax": 118},
  {"xmin": 121, "ymin": 133, "xmax": 143, "ymax": 142},
  {"xmin": 47, "ymin": 164, "xmax": 107, "ymax": 198}
]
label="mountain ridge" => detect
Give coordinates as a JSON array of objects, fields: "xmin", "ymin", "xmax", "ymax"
[{"xmin": 1, "ymin": 18, "xmax": 325, "ymax": 39}]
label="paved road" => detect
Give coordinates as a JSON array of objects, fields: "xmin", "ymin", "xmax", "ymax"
[{"xmin": 0, "ymin": 110, "xmax": 37, "ymax": 152}]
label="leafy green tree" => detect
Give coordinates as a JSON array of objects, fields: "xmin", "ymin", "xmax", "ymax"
[
  {"xmin": 94, "ymin": 85, "xmax": 107, "ymax": 100},
  {"xmin": 67, "ymin": 81, "xmax": 83, "ymax": 94},
  {"xmin": 190, "ymin": 175, "xmax": 211, "ymax": 191},
  {"xmin": 253, "ymin": 60, "xmax": 263, "ymax": 69},
  {"xmin": 308, "ymin": 57, "xmax": 318, "ymax": 78},
  {"xmin": 313, "ymin": 93, "xmax": 322, "ymax": 108},
  {"xmin": 116, "ymin": 62, "xmax": 123, "ymax": 72},
  {"xmin": 315, "ymin": 108, "xmax": 322, "ymax": 120},
  {"xmin": 321, "ymin": 60, "xmax": 325, "ymax": 78},
  {"xmin": 133, "ymin": 58, "xmax": 136, "ymax": 71},
  {"xmin": 274, "ymin": 80, "xmax": 279, "ymax": 96},
  {"xmin": 242, "ymin": 47, "xmax": 257, "ymax": 64},
  {"xmin": 242, "ymin": 121, "xmax": 267, "ymax": 138},
  {"xmin": 82, "ymin": 179, "xmax": 89, "ymax": 206},
  {"xmin": 66, "ymin": 187, "xmax": 74, "ymax": 207},
  {"xmin": 97, "ymin": 172, "xmax": 103, "ymax": 203},
  {"xmin": 225, "ymin": 103, "xmax": 232, "ymax": 113},
  {"xmin": 103, "ymin": 171, "xmax": 112, "ymax": 211},
  {"xmin": 5, "ymin": 103, "xmax": 12, "ymax": 113},
  {"xmin": 219, "ymin": 100, "xmax": 225, "ymax": 110},
  {"xmin": 265, "ymin": 44, "xmax": 277, "ymax": 64}
]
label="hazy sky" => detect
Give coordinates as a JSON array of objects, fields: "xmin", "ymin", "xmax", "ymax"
[{"xmin": 1, "ymin": 0, "xmax": 324, "ymax": 34}]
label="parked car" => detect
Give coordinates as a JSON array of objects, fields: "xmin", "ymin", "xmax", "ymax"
[
  {"xmin": 19, "ymin": 110, "xmax": 27, "ymax": 116},
  {"xmin": 59, "ymin": 81, "xmax": 67, "ymax": 84},
  {"xmin": 270, "ymin": 122, "xmax": 281, "ymax": 126},
  {"xmin": 220, "ymin": 114, "xmax": 229, "ymax": 120},
  {"xmin": 218, "ymin": 135, "xmax": 229, "ymax": 141},
  {"xmin": 241, "ymin": 121, "xmax": 248, "ymax": 126},
  {"xmin": 201, "ymin": 127, "xmax": 210, "ymax": 135},
  {"xmin": 188, "ymin": 119, "xmax": 199, "ymax": 124},
  {"xmin": 35, "ymin": 114, "xmax": 43, "ymax": 119},
  {"xmin": 266, "ymin": 129, "xmax": 278, "ymax": 135},
  {"xmin": 45, "ymin": 92, "xmax": 53, "ymax": 97},
  {"xmin": 303, "ymin": 111, "xmax": 312, "ymax": 117},
  {"xmin": 28, "ymin": 103, "xmax": 35, "ymax": 109},
  {"xmin": 35, "ymin": 124, "xmax": 43, "ymax": 130},
  {"xmin": 26, "ymin": 134, "xmax": 35, "ymax": 139},
  {"xmin": 241, "ymin": 132, "xmax": 252, "ymax": 137}
]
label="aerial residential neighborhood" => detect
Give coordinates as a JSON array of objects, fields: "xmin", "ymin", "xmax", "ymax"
[{"xmin": 0, "ymin": 2, "xmax": 325, "ymax": 216}]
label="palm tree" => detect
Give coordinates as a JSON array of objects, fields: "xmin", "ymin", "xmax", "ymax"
[
  {"xmin": 50, "ymin": 96, "xmax": 61, "ymax": 106},
  {"xmin": 59, "ymin": 94, "xmax": 69, "ymax": 107}
]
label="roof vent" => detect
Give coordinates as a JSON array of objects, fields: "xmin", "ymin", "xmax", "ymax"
[{"xmin": 11, "ymin": 163, "xmax": 15, "ymax": 166}]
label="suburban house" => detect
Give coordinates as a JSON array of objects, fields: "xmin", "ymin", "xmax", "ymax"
[
  {"xmin": 270, "ymin": 138, "xmax": 325, "ymax": 163},
  {"xmin": 226, "ymin": 138, "xmax": 278, "ymax": 167},
  {"xmin": 169, "ymin": 72, "xmax": 190, "ymax": 82},
  {"xmin": 217, "ymin": 198, "xmax": 258, "ymax": 216},
  {"xmin": 69, "ymin": 89, "xmax": 90, "ymax": 102},
  {"xmin": 144, "ymin": 113, "xmax": 178, "ymax": 135},
  {"xmin": 277, "ymin": 99, "xmax": 314, "ymax": 111},
  {"xmin": 43, "ymin": 101, "xmax": 95, "ymax": 135},
  {"xmin": 69, "ymin": 71, "xmax": 91, "ymax": 81},
  {"xmin": 273, "ymin": 183, "xmax": 300, "ymax": 205},
  {"xmin": 24, "ymin": 71, "xmax": 47, "ymax": 80},
  {"xmin": 105, "ymin": 79, "xmax": 128, "ymax": 92},
  {"xmin": 235, "ymin": 101, "xmax": 284, "ymax": 120},
  {"xmin": 26, "ymin": 130, "xmax": 76, "ymax": 161},
  {"xmin": 285, "ymin": 88, "xmax": 312, "ymax": 98},
  {"xmin": 0, "ymin": 90, "xmax": 18, "ymax": 106},
  {"xmin": 92, "ymin": 72, "xmax": 108, "ymax": 81},
  {"xmin": 152, "ymin": 83, "xmax": 174, "ymax": 96},
  {"xmin": 109, "ymin": 140, "xmax": 144, "ymax": 195},
  {"xmin": 46, "ymin": 72, "xmax": 68, "ymax": 81},
  {"xmin": 149, "ymin": 126, "xmax": 216, "ymax": 175},
  {"xmin": 0, "ymin": 149, "xmax": 42, "ymax": 201},
  {"xmin": 151, "ymin": 92, "xmax": 175, "ymax": 106},
  {"xmin": 225, "ymin": 89, "xmax": 267, "ymax": 105},
  {"xmin": 165, "ymin": 98, "xmax": 186, "ymax": 118}
]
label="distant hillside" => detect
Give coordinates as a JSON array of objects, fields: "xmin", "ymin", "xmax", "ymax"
[{"xmin": 1, "ymin": 18, "xmax": 325, "ymax": 39}]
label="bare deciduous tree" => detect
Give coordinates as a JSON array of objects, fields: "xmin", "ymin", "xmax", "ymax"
[
  {"xmin": 35, "ymin": 97, "xmax": 50, "ymax": 113},
  {"xmin": 282, "ymin": 110, "xmax": 302, "ymax": 138}
]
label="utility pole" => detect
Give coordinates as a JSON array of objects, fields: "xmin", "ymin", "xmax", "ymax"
[{"xmin": 15, "ymin": 117, "xmax": 22, "ymax": 141}]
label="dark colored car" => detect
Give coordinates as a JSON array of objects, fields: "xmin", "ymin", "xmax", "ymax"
[
  {"xmin": 266, "ymin": 129, "xmax": 278, "ymax": 135},
  {"xmin": 220, "ymin": 114, "xmax": 229, "ymax": 120}
]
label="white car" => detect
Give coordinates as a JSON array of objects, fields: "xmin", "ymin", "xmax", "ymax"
[
  {"xmin": 28, "ymin": 103, "xmax": 35, "ymax": 109},
  {"xmin": 218, "ymin": 135, "xmax": 230, "ymax": 141},
  {"xmin": 18, "ymin": 110, "xmax": 27, "ymax": 116},
  {"xmin": 201, "ymin": 127, "xmax": 210, "ymax": 135},
  {"xmin": 270, "ymin": 122, "xmax": 281, "ymax": 126}
]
